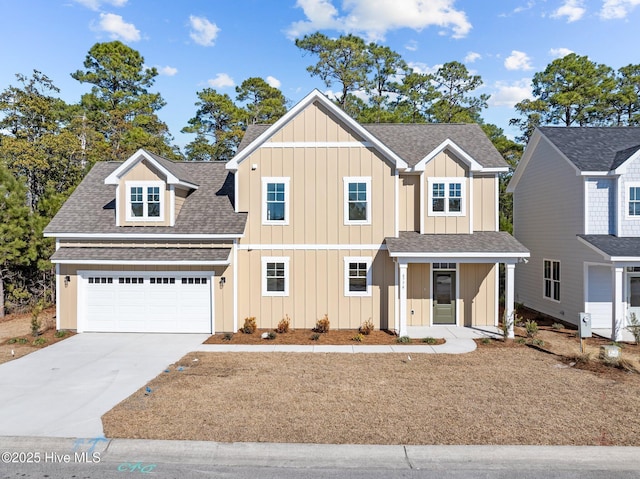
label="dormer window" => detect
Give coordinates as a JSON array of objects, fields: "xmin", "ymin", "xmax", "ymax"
[{"xmin": 126, "ymin": 181, "xmax": 164, "ymax": 221}]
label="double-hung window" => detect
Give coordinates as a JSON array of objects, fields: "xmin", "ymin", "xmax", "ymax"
[
  {"xmin": 126, "ymin": 181, "xmax": 163, "ymax": 221},
  {"xmin": 628, "ymin": 184, "xmax": 640, "ymax": 217},
  {"xmin": 428, "ymin": 178, "xmax": 465, "ymax": 216},
  {"xmin": 262, "ymin": 257, "xmax": 289, "ymax": 296},
  {"xmin": 344, "ymin": 257, "xmax": 372, "ymax": 296},
  {"xmin": 344, "ymin": 177, "xmax": 371, "ymax": 224},
  {"xmin": 262, "ymin": 177, "xmax": 290, "ymax": 224},
  {"xmin": 543, "ymin": 259, "xmax": 560, "ymax": 301}
]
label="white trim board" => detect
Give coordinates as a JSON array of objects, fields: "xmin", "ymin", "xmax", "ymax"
[{"xmin": 238, "ymin": 244, "xmax": 388, "ymax": 251}]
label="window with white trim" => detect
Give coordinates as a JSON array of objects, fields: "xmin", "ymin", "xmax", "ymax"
[
  {"xmin": 628, "ymin": 183, "xmax": 640, "ymax": 217},
  {"xmin": 543, "ymin": 259, "xmax": 560, "ymax": 301},
  {"xmin": 344, "ymin": 257, "xmax": 372, "ymax": 296},
  {"xmin": 344, "ymin": 177, "xmax": 371, "ymax": 224},
  {"xmin": 126, "ymin": 181, "xmax": 164, "ymax": 221},
  {"xmin": 262, "ymin": 257, "xmax": 289, "ymax": 296},
  {"xmin": 428, "ymin": 178, "xmax": 465, "ymax": 216},
  {"xmin": 262, "ymin": 177, "xmax": 290, "ymax": 224}
]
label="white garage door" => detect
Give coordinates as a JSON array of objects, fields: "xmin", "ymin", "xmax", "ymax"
[{"xmin": 79, "ymin": 271, "xmax": 213, "ymax": 333}]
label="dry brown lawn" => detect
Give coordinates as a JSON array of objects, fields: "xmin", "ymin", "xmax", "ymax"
[
  {"xmin": 0, "ymin": 308, "xmax": 74, "ymax": 364},
  {"xmin": 103, "ymin": 342, "xmax": 640, "ymax": 445}
]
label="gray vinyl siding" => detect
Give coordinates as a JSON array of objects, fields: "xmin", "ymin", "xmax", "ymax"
[
  {"xmin": 619, "ymin": 155, "xmax": 640, "ymax": 237},
  {"xmin": 513, "ymin": 136, "xmax": 602, "ymax": 326}
]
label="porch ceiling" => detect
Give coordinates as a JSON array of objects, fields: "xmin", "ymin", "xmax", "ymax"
[{"xmin": 385, "ymin": 231, "xmax": 529, "ymax": 261}]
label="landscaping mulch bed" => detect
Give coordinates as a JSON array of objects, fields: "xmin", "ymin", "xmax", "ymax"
[
  {"xmin": 103, "ymin": 347, "xmax": 640, "ymax": 445},
  {"xmin": 204, "ymin": 329, "xmax": 445, "ymax": 345}
]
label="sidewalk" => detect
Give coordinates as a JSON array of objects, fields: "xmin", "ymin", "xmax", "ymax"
[{"xmin": 1, "ymin": 436, "xmax": 639, "ymax": 471}]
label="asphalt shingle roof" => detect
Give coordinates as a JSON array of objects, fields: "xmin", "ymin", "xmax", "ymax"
[
  {"xmin": 51, "ymin": 247, "xmax": 231, "ymax": 263},
  {"xmin": 238, "ymin": 122, "xmax": 507, "ymax": 170},
  {"xmin": 578, "ymin": 235, "xmax": 640, "ymax": 258},
  {"xmin": 45, "ymin": 161, "xmax": 247, "ymax": 236},
  {"xmin": 385, "ymin": 231, "xmax": 529, "ymax": 256},
  {"xmin": 539, "ymin": 127, "xmax": 640, "ymax": 171}
]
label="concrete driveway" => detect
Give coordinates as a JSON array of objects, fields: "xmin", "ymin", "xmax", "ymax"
[{"xmin": 0, "ymin": 333, "xmax": 208, "ymax": 438}]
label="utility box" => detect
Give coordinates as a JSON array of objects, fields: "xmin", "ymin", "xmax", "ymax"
[{"xmin": 579, "ymin": 312, "xmax": 592, "ymax": 338}]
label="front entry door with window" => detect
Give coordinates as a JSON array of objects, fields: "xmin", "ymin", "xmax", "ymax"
[
  {"xmin": 628, "ymin": 276, "xmax": 640, "ymax": 322},
  {"xmin": 433, "ymin": 271, "xmax": 456, "ymax": 325}
]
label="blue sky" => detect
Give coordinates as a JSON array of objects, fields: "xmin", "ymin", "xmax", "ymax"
[{"xmin": 2, "ymin": 0, "xmax": 639, "ymax": 149}]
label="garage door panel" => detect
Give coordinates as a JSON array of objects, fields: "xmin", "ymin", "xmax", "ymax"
[{"xmin": 81, "ymin": 271, "xmax": 213, "ymax": 333}]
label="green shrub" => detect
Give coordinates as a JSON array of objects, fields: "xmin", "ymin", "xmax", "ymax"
[
  {"xmin": 315, "ymin": 314, "xmax": 330, "ymax": 333},
  {"xmin": 551, "ymin": 322, "xmax": 564, "ymax": 330},
  {"xmin": 516, "ymin": 338, "xmax": 526, "ymax": 345},
  {"xmin": 359, "ymin": 318, "xmax": 374, "ymax": 335},
  {"xmin": 422, "ymin": 337, "xmax": 438, "ymax": 345},
  {"xmin": 223, "ymin": 332, "xmax": 233, "ymax": 341},
  {"xmin": 481, "ymin": 337, "xmax": 492, "ymax": 345},
  {"xmin": 532, "ymin": 338, "xmax": 545, "ymax": 347},
  {"xmin": 54, "ymin": 330, "xmax": 68, "ymax": 338},
  {"xmin": 352, "ymin": 333, "xmax": 364, "ymax": 342},
  {"xmin": 396, "ymin": 336, "xmax": 411, "ymax": 344},
  {"xmin": 525, "ymin": 319, "xmax": 539, "ymax": 338},
  {"xmin": 31, "ymin": 302, "xmax": 43, "ymax": 337},
  {"xmin": 626, "ymin": 313, "xmax": 640, "ymax": 344},
  {"xmin": 7, "ymin": 338, "xmax": 17, "ymax": 344},
  {"xmin": 33, "ymin": 337, "xmax": 47, "ymax": 346},
  {"xmin": 241, "ymin": 317, "xmax": 257, "ymax": 334},
  {"xmin": 17, "ymin": 338, "xmax": 28, "ymax": 344},
  {"xmin": 310, "ymin": 333, "xmax": 320, "ymax": 341},
  {"xmin": 266, "ymin": 331, "xmax": 276, "ymax": 340},
  {"xmin": 276, "ymin": 315, "xmax": 291, "ymax": 334}
]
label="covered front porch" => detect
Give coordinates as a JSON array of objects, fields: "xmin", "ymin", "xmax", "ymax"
[
  {"xmin": 579, "ymin": 235, "xmax": 640, "ymax": 341},
  {"xmin": 386, "ymin": 232, "xmax": 530, "ymax": 338}
]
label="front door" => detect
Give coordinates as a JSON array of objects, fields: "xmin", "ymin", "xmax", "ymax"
[
  {"xmin": 628, "ymin": 276, "xmax": 640, "ymax": 322},
  {"xmin": 433, "ymin": 271, "xmax": 456, "ymax": 325}
]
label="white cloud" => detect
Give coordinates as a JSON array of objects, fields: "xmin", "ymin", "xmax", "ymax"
[
  {"xmin": 489, "ymin": 79, "xmax": 533, "ymax": 107},
  {"xmin": 464, "ymin": 52, "xmax": 481, "ymax": 63},
  {"xmin": 189, "ymin": 15, "xmax": 220, "ymax": 46},
  {"xmin": 73, "ymin": 0, "xmax": 127, "ymax": 10},
  {"xmin": 504, "ymin": 50, "xmax": 533, "ymax": 71},
  {"xmin": 551, "ymin": 0, "xmax": 586, "ymax": 22},
  {"xmin": 407, "ymin": 61, "xmax": 440, "ymax": 75},
  {"xmin": 287, "ymin": 0, "xmax": 472, "ymax": 41},
  {"xmin": 600, "ymin": 0, "xmax": 640, "ymax": 19},
  {"xmin": 96, "ymin": 13, "xmax": 140, "ymax": 42},
  {"xmin": 158, "ymin": 66, "xmax": 178, "ymax": 76},
  {"xmin": 208, "ymin": 73, "xmax": 235, "ymax": 88},
  {"xmin": 405, "ymin": 40, "xmax": 418, "ymax": 51},
  {"xmin": 266, "ymin": 76, "xmax": 281, "ymax": 88},
  {"xmin": 549, "ymin": 47, "xmax": 574, "ymax": 58}
]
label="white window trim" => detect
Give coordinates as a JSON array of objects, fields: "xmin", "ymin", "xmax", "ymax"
[
  {"xmin": 344, "ymin": 256, "xmax": 372, "ymax": 297},
  {"xmin": 427, "ymin": 177, "xmax": 466, "ymax": 217},
  {"xmin": 262, "ymin": 177, "xmax": 290, "ymax": 225},
  {"xmin": 625, "ymin": 181, "xmax": 640, "ymax": 220},
  {"xmin": 125, "ymin": 181, "xmax": 164, "ymax": 222},
  {"xmin": 343, "ymin": 176, "xmax": 372, "ymax": 225},
  {"xmin": 262, "ymin": 256, "xmax": 289, "ymax": 297},
  {"xmin": 543, "ymin": 258, "xmax": 561, "ymax": 302}
]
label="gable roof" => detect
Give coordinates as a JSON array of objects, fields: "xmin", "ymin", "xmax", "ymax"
[
  {"xmin": 105, "ymin": 149, "xmax": 199, "ymax": 188},
  {"xmin": 45, "ymin": 161, "xmax": 246, "ymax": 238},
  {"xmin": 238, "ymin": 122, "xmax": 507, "ymax": 172},
  {"xmin": 227, "ymin": 89, "xmax": 409, "ymax": 170},
  {"xmin": 538, "ymin": 126, "xmax": 640, "ymax": 172}
]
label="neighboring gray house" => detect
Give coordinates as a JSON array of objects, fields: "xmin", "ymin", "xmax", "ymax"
[{"xmin": 508, "ymin": 127, "xmax": 640, "ymax": 340}]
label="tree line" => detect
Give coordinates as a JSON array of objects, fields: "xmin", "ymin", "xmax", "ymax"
[{"xmin": 1, "ymin": 35, "xmax": 639, "ymax": 315}]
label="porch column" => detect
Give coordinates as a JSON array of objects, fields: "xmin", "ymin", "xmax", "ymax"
[
  {"xmin": 505, "ymin": 263, "xmax": 515, "ymax": 339},
  {"xmin": 399, "ymin": 262, "xmax": 408, "ymax": 337},
  {"xmin": 612, "ymin": 266, "xmax": 624, "ymax": 341}
]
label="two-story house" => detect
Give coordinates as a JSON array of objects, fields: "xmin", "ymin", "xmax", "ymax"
[
  {"xmin": 508, "ymin": 127, "xmax": 640, "ymax": 340},
  {"xmin": 45, "ymin": 90, "xmax": 528, "ymax": 336}
]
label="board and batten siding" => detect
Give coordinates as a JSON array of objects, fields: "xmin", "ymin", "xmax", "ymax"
[
  {"xmin": 407, "ymin": 264, "xmax": 430, "ymax": 326},
  {"xmin": 472, "ymin": 175, "xmax": 497, "ymax": 232},
  {"xmin": 399, "ymin": 174, "xmax": 420, "ymax": 232},
  {"xmin": 513, "ymin": 136, "xmax": 601, "ymax": 326},
  {"xmin": 423, "ymin": 151, "xmax": 470, "ymax": 234},
  {"xmin": 236, "ymin": 248, "xmax": 395, "ymax": 330},
  {"xmin": 459, "ymin": 263, "xmax": 497, "ymax": 327}
]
